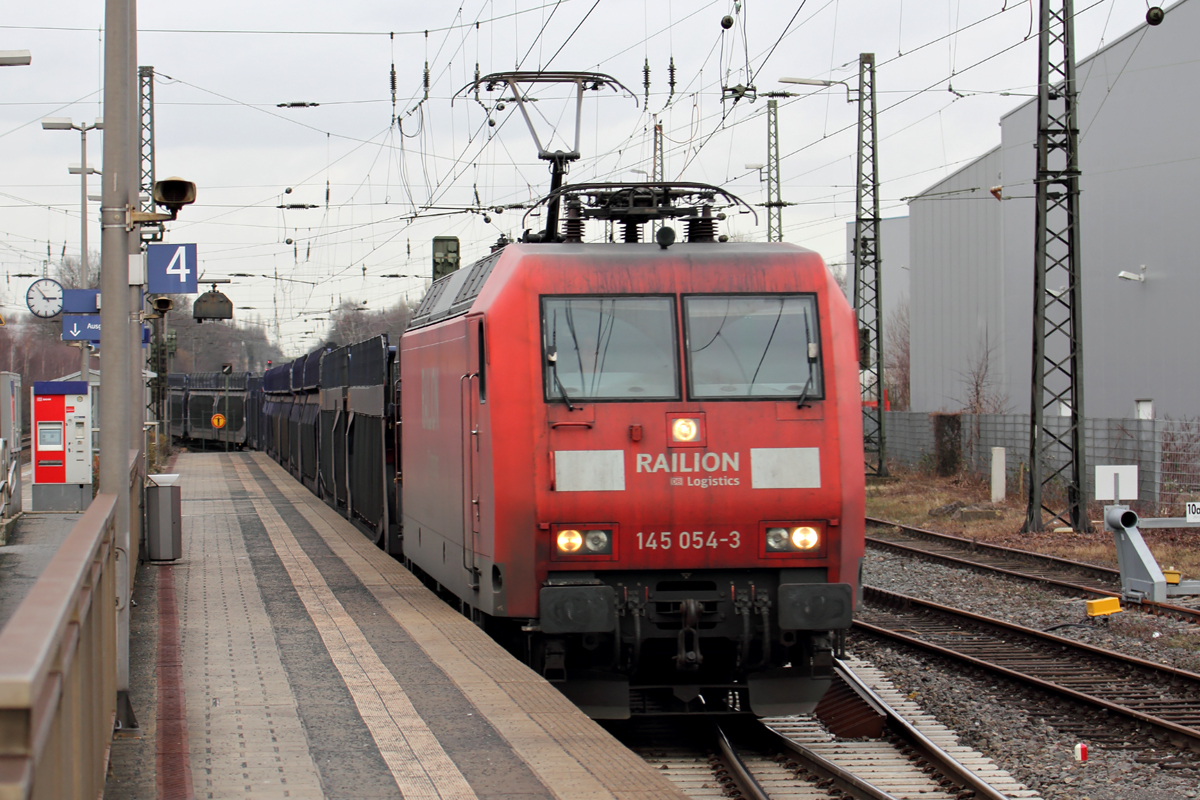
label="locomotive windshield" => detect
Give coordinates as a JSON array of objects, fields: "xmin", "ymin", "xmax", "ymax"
[
  {"xmin": 684, "ymin": 294, "xmax": 823, "ymax": 399},
  {"xmin": 542, "ymin": 296, "xmax": 680, "ymax": 401}
]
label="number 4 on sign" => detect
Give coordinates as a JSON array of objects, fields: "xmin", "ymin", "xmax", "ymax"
[
  {"xmin": 147, "ymin": 243, "xmax": 198, "ymax": 294},
  {"xmin": 166, "ymin": 246, "xmax": 189, "ymax": 281}
]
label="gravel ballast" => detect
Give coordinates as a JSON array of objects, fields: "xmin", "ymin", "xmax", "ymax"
[{"xmin": 855, "ymin": 546, "xmax": 1200, "ymax": 800}]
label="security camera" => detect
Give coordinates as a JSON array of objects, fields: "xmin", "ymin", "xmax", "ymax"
[
  {"xmin": 152, "ymin": 178, "xmax": 197, "ymax": 214},
  {"xmin": 1147, "ymin": 6, "xmax": 1165, "ymax": 25},
  {"xmin": 721, "ymin": 14, "xmax": 734, "ymax": 29}
]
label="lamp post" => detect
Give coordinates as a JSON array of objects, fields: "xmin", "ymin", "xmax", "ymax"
[
  {"xmin": 44, "ymin": 117, "xmax": 104, "ymax": 385},
  {"xmin": 42, "ymin": 117, "xmax": 104, "ymax": 277}
]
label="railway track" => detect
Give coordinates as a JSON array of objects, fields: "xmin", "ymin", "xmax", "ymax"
[
  {"xmin": 622, "ymin": 659, "xmax": 1026, "ymax": 799},
  {"xmin": 865, "ymin": 516, "xmax": 1200, "ymax": 624},
  {"xmin": 858, "ymin": 584, "xmax": 1200, "ymax": 758}
]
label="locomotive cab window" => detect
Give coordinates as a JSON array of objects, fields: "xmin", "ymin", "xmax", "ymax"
[
  {"xmin": 542, "ymin": 296, "xmax": 680, "ymax": 402},
  {"xmin": 684, "ymin": 294, "xmax": 823, "ymax": 400}
]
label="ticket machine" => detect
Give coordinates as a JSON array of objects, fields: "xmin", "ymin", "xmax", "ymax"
[{"xmin": 31, "ymin": 380, "xmax": 92, "ymax": 512}]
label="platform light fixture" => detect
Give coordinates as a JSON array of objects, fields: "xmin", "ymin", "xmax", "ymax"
[
  {"xmin": 779, "ymin": 76, "xmax": 855, "ymax": 102},
  {"xmin": 0, "ymin": 50, "xmax": 32, "ymax": 67},
  {"xmin": 1117, "ymin": 265, "xmax": 1146, "ymax": 282}
]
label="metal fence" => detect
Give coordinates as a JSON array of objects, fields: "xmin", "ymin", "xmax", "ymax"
[{"xmin": 885, "ymin": 412, "xmax": 1200, "ymax": 508}]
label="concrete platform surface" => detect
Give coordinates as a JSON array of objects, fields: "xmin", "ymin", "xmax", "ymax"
[
  {"xmin": 0, "ymin": 511, "xmax": 84, "ymax": 630},
  {"xmin": 106, "ymin": 452, "xmax": 687, "ymax": 800}
]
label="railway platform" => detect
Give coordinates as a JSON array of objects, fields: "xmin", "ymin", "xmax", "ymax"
[{"xmin": 105, "ymin": 451, "xmax": 688, "ymax": 800}]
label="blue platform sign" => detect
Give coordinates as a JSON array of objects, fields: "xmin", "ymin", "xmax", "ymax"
[
  {"xmin": 63, "ymin": 289, "xmax": 100, "ymax": 314},
  {"xmin": 147, "ymin": 243, "xmax": 198, "ymax": 294},
  {"xmin": 61, "ymin": 317, "xmax": 150, "ymax": 345},
  {"xmin": 62, "ymin": 315, "xmax": 102, "ymax": 341}
]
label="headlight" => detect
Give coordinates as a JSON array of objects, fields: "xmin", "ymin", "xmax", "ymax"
[
  {"xmin": 671, "ymin": 418, "xmax": 700, "ymax": 442},
  {"xmin": 556, "ymin": 529, "xmax": 583, "ymax": 552},
  {"xmin": 584, "ymin": 530, "xmax": 611, "ymax": 553},
  {"xmin": 763, "ymin": 524, "xmax": 822, "ymax": 552},
  {"xmin": 765, "ymin": 527, "xmax": 791, "ymax": 551},
  {"xmin": 790, "ymin": 526, "xmax": 820, "ymax": 550}
]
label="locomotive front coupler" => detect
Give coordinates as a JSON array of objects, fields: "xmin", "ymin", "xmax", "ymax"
[
  {"xmin": 673, "ymin": 598, "xmax": 703, "ymax": 671},
  {"xmin": 618, "ymin": 593, "xmax": 646, "ymax": 671}
]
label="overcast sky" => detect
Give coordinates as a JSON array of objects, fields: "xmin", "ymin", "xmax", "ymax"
[{"xmin": 0, "ymin": 0, "xmax": 1168, "ymax": 356}]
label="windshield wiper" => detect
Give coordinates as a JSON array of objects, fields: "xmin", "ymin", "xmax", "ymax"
[
  {"xmin": 797, "ymin": 313, "xmax": 819, "ymax": 408},
  {"xmin": 546, "ymin": 347, "xmax": 576, "ymax": 411}
]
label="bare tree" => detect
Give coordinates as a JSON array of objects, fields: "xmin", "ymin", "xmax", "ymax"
[
  {"xmin": 883, "ymin": 296, "xmax": 910, "ymax": 411},
  {"xmin": 56, "ymin": 252, "xmax": 100, "ymax": 290},
  {"xmin": 0, "ymin": 314, "xmax": 91, "ymax": 430},
  {"xmin": 325, "ymin": 299, "xmax": 416, "ymax": 348},
  {"xmin": 167, "ymin": 298, "xmax": 286, "ymax": 373},
  {"xmin": 958, "ymin": 332, "xmax": 1010, "ymax": 415}
]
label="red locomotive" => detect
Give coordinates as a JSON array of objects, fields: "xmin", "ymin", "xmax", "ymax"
[{"xmin": 399, "ymin": 183, "xmax": 864, "ymax": 718}]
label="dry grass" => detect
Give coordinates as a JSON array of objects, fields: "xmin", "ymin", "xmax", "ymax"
[{"xmin": 866, "ymin": 465, "xmax": 1200, "ymax": 579}]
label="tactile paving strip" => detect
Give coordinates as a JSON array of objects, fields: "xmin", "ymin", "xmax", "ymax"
[
  {"xmin": 176, "ymin": 458, "xmax": 325, "ymax": 800},
  {"xmin": 227, "ymin": 457, "xmax": 477, "ymax": 800},
  {"xmin": 245, "ymin": 452, "xmax": 687, "ymax": 800}
]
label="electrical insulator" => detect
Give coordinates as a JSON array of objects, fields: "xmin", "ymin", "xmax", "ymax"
[
  {"xmin": 643, "ymin": 58, "xmax": 650, "ymax": 107},
  {"xmin": 668, "ymin": 57, "xmax": 676, "ymax": 102},
  {"xmin": 423, "ymin": 61, "xmax": 430, "ymax": 102}
]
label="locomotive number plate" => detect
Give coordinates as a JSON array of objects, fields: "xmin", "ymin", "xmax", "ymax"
[{"xmin": 634, "ymin": 529, "xmax": 742, "ymax": 550}]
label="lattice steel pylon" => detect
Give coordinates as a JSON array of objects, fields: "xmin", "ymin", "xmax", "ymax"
[
  {"xmin": 853, "ymin": 53, "xmax": 886, "ymax": 476},
  {"xmin": 140, "ymin": 65, "xmax": 167, "ymax": 425},
  {"xmin": 1024, "ymin": 0, "xmax": 1089, "ymax": 533},
  {"xmin": 138, "ymin": 66, "xmax": 163, "ymax": 243},
  {"xmin": 765, "ymin": 98, "xmax": 784, "ymax": 242},
  {"xmin": 650, "ymin": 116, "xmax": 664, "ymax": 238}
]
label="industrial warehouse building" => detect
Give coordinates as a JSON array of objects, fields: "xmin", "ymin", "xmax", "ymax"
[{"xmin": 906, "ymin": 0, "xmax": 1200, "ymax": 421}]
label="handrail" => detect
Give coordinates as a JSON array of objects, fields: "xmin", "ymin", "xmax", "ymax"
[{"xmin": 0, "ymin": 493, "xmax": 118, "ymax": 799}]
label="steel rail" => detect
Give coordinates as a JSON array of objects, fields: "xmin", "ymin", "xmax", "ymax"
[
  {"xmin": 859, "ymin": 585, "xmax": 1200, "ymax": 751},
  {"xmin": 756, "ymin": 722, "xmax": 900, "ymax": 800},
  {"xmin": 714, "ymin": 724, "xmax": 772, "ymax": 800},
  {"xmin": 867, "ymin": 515, "xmax": 1118, "ymax": 577},
  {"xmin": 625, "ymin": 721, "xmax": 766, "ymax": 799},
  {"xmin": 865, "ymin": 515, "xmax": 1200, "ymax": 624},
  {"xmin": 830, "ymin": 659, "xmax": 1009, "ymax": 800}
]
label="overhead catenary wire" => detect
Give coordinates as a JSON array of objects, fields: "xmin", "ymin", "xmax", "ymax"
[{"xmin": 8, "ymin": 0, "xmax": 1133, "ymax": 355}]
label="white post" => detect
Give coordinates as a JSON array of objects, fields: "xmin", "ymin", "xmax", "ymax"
[{"xmin": 991, "ymin": 447, "xmax": 1006, "ymax": 504}]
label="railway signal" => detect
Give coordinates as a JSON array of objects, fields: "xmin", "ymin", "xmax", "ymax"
[{"xmin": 432, "ymin": 236, "xmax": 460, "ymax": 280}]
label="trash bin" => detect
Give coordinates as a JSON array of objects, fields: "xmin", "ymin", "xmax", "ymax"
[{"xmin": 146, "ymin": 473, "xmax": 182, "ymax": 561}]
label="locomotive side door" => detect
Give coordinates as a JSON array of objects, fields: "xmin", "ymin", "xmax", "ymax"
[{"xmin": 462, "ymin": 314, "xmax": 486, "ymax": 590}]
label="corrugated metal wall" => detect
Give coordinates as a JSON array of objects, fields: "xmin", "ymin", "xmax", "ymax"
[
  {"xmin": 908, "ymin": 0, "xmax": 1200, "ymax": 419},
  {"xmin": 909, "ymin": 147, "xmax": 1004, "ymax": 413}
]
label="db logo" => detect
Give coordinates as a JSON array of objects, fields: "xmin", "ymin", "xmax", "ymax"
[{"xmin": 670, "ymin": 477, "xmax": 683, "ymax": 486}]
